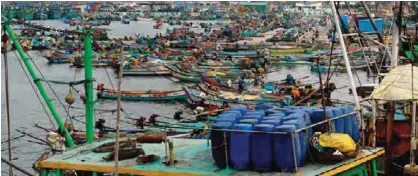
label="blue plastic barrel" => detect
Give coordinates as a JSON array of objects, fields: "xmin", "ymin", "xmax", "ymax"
[
  {"xmin": 216, "ymin": 116, "xmax": 239, "ymax": 124},
  {"xmin": 239, "ymin": 119, "xmax": 259, "ymax": 126},
  {"xmin": 230, "ymin": 124, "xmax": 253, "ymax": 170},
  {"xmin": 276, "ymin": 108, "xmax": 293, "ymax": 115},
  {"xmin": 260, "ymin": 119, "xmax": 281, "ymax": 126},
  {"xmin": 231, "ymin": 105, "xmax": 248, "ymax": 115},
  {"xmin": 311, "ymin": 108, "xmax": 335, "ymax": 132},
  {"xmin": 273, "ymin": 125, "xmax": 301, "ymax": 172},
  {"xmin": 282, "ymin": 119, "xmax": 306, "ymax": 166},
  {"xmin": 211, "ymin": 122, "xmax": 234, "ymax": 168},
  {"xmin": 264, "ymin": 109, "xmax": 277, "ymax": 116},
  {"xmin": 242, "ymin": 114, "xmax": 263, "ymax": 122},
  {"xmin": 224, "ymin": 109, "xmax": 245, "ymax": 117},
  {"xmin": 252, "ymin": 124, "xmax": 275, "ymax": 171},
  {"xmin": 263, "ymin": 117, "xmax": 282, "ymax": 121},
  {"xmin": 219, "ymin": 113, "xmax": 240, "ymax": 120},
  {"xmin": 245, "ymin": 110, "xmax": 265, "ymax": 116},
  {"xmin": 331, "ymin": 107, "xmax": 345, "ymax": 133},
  {"xmin": 268, "ymin": 112, "xmax": 285, "ymax": 118},
  {"xmin": 340, "ymin": 107, "xmax": 353, "ymax": 138},
  {"xmin": 289, "ymin": 110, "xmax": 312, "ymax": 138},
  {"xmin": 341, "ymin": 106, "xmax": 359, "ymax": 142},
  {"xmin": 255, "ymin": 104, "xmax": 274, "ymax": 111},
  {"xmin": 220, "ymin": 110, "xmax": 242, "ymax": 118}
]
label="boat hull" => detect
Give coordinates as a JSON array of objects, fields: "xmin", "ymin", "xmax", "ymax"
[{"xmin": 97, "ymin": 91, "xmax": 188, "ymax": 101}]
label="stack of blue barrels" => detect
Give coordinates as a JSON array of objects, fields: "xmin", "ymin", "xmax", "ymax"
[{"xmin": 210, "ymin": 104, "xmax": 360, "ymax": 172}]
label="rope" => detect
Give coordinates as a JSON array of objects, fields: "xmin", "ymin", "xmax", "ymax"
[
  {"xmin": 24, "ymin": 37, "xmax": 73, "ymax": 119},
  {"xmin": 38, "ymin": 78, "xmax": 90, "ymax": 85},
  {"xmin": 2, "ymin": 30, "xmax": 13, "ymax": 175},
  {"xmin": 12, "ymin": 50, "xmax": 56, "ymax": 130}
]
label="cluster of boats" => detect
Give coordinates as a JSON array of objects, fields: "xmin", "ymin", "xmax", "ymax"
[{"xmin": 3, "ymin": 2, "xmax": 418, "ymax": 176}]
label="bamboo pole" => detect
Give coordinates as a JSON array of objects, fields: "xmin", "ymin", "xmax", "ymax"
[
  {"xmin": 411, "ymin": 101, "xmax": 416, "ymax": 166},
  {"xmin": 2, "ymin": 34, "xmax": 13, "ymax": 176},
  {"xmin": 114, "ymin": 46, "xmax": 125, "ymax": 176}
]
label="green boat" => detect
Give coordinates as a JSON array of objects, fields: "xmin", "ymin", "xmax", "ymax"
[
  {"xmin": 23, "ymin": 11, "xmax": 35, "ymax": 21},
  {"xmin": 165, "ymin": 64, "xmax": 202, "ymax": 82},
  {"xmin": 97, "ymin": 89, "xmax": 188, "ymax": 102},
  {"xmin": 48, "ymin": 9, "xmax": 62, "ymax": 20},
  {"xmin": 400, "ymin": 40, "xmax": 418, "ymax": 65},
  {"xmin": 5, "ymin": 8, "xmax": 17, "ymax": 19},
  {"xmin": 165, "ymin": 63, "xmax": 244, "ymax": 83}
]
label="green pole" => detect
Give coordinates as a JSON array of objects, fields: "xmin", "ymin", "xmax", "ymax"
[
  {"xmin": 3, "ymin": 23, "xmax": 75, "ymax": 147},
  {"xmin": 83, "ymin": 29, "xmax": 95, "ymax": 142}
]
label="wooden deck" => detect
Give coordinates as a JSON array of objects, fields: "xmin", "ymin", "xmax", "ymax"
[{"xmin": 36, "ymin": 138, "xmax": 384, "ymax": 175}]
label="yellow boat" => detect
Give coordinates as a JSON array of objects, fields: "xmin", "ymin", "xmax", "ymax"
[{"xmin": 269, "ymin": 45, "xmax": 314, "ymax": 54}]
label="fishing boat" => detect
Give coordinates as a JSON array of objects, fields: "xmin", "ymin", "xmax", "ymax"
[
  {"xmin": 46, "ymin": 55, "xmax": 74, "ymax": 64},
  {"xmin": 48, "ymin": 7, "xmax": 62, "ymax": 20},
  {"xmin": 121, "ymin": 65, "xmax": 172, "ymax": 76},
  {"xmin": 96, "ymin": 84, "xmax": 188, "ymax": 102},
  {"xmin": 166, "ymin": 63, "xmax": 245, "ymax": 83},
  {"xmin": 269, "ymin": 45, "xmax": 314, "ymax": 54},
  {"xmin": 34, "ymin": 8, "xmax": 48, "ymax": 20}
]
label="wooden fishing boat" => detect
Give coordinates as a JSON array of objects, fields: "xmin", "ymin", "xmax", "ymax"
[
  {"xmin": 184, "ymin": 84, "xmax": 282, "ymax": 107},
  {"xmin": 96, "ymin": 85, "xmax": 188, "ymax": 102},
  {"xmin": 46, "ymin": 55, "xmax": 74, "ymax": 64},
  {"xmin": 269, "ymin": 45, "xmax": 314, "ymax": 54},
  {"xmin": 122, "ymin": 67, "xmax": 171, "ymax": 76},
  {"xmin": 216, "ymin": 50, "xmax": 260, "ymax": 57},
  {"xmin": 164, "ymin": 64, "xmax": 219, "ymax": 83},
  {"xmin": 271, "ymin": 60, "xmax": 313, "ymax": 65}
]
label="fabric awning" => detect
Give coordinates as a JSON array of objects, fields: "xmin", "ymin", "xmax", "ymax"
[{"xmin": 369, "ymin": 64, "xmax": 418, "ymax": 101}]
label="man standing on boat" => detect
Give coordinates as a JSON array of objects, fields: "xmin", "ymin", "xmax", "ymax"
[
  {"xmin": 238, "ymin": 76, "xmax": 245, "ymax": 93},
  {"xmin": 285, "ymin": 74, "xmax": 296, "ymax": 85},
  {"xmin": 174, "ymin": 110, "xmax": 183, "ymax": 120}
]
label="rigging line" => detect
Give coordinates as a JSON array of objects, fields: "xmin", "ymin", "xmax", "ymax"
[
  {"xmin": 325, "ymin": 25, "xmax": 337, "ymax": 86},
  {"xmin": 2, "ymin": 34, "xmax": 13, "ymax": 176},
  {"xmin": 1, "ymin": 157, "xmax": 36, "ymax": 176},
  {"xmin": 345, "ymin": 2, "xmax": 377, "ymax": 79},
  {"xmin": 12, "ymin": 50, "xmax": 56, "ymax": 130},
  {"xmin": 104, "ymin": 67, "xmax": 115, "ymax": 89},
  {"xmin": 22, "ymin": 37, "xmax": 72, "ymax": 117}
]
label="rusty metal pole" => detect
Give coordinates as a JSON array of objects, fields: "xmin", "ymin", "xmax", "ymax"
[{"xmin": 385, "ymin": 102, "xmax": 395, "ymax": 175}]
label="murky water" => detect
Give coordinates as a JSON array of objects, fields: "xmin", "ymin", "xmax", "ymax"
[{"xmin": 1, "ymin": 20, "xmax": 377, "ymax": 174}]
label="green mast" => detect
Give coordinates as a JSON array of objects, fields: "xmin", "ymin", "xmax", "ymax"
[
  {"xmin": 3, "ymin": 22, "xmax": 75, "ymax": 147},
  {"xmin": 83, "ymin": 29, "xmax": 95, "ymax": 142}
]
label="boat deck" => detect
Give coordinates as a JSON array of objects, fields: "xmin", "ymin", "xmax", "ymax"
[{"xmin": 36, "ymin": 138, "xmax": 384, "ymax": 176}]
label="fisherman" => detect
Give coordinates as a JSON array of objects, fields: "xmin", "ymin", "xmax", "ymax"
[
  {"xmin": 222, "ymin": 101, "xmax": 229, "ymax": 109},
  {"xmin": 264, "ymin": 48, "xmax": 270, "ymax": 56},
  {"xmin": 95, "ymin": 119, "xmax": 106, "ymax": 134},
  {"xmin": 148, "ymin": 114, "xmax": 159, "ymax": 126},
  {"xmin": 254, "ymin": 76, "xmax": 260, "ymax": 87},
  {"xmin": 227, "ymin": 79, "xmax": 232, "ymax": 87},
  {"xmin": 292, "ymin": 88, "xmax": 301, "ymax": 101},
  {"xmin": 173, "ymin": 110, "xmax": 183, "ymax": 120},
  {"xmin": 238, "ymin": 76, "xmax": 245, "ymax": 93},
  {"xmin": 285, "ymin": 74, "xmax": 296, "ymax": 85},
  {"xmin": 136, "ymin": 117, "xmax": 146, "ymax": 129}
]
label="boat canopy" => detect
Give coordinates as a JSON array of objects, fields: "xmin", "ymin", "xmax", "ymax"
[{"xmin": 369, "ymin": 65, "xmax": 418, "ymax": 101}]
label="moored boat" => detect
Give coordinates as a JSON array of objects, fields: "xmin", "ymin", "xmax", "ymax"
[{"xmin": 96, "ymin": 84, "xmax": 188, "ymax": 102}]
